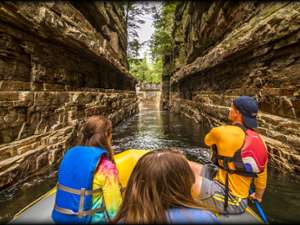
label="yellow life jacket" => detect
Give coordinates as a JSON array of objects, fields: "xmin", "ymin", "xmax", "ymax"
[{"xmin": 207, "ymin": 124, "xmax": 268, "ymax": 214}]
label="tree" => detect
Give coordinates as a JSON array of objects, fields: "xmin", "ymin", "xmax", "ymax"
[
  {"xmin": 123, "ymin": 2, "xmax": 155, "ymax": 59},
  {"xmin": 129, "ymin": 54, "xmax": 148, "ymax": 81},
  {"xmin": 149, "ymin": 2, "xmax": 178, "ymax": 62},
  {"xmin": 128, "ymin": 53, "xmax": 161, "ymax": 84},
  {"xmin": 124, "ymin": 2, "xmax": 165, "ymax": 84},
  {"xmin": 148, "ymin": 58, "xmax": 162, "ymax": 83}
]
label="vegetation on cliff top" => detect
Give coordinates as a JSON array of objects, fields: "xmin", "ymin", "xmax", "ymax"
[{"xmin": 124, "ymin": 2, "xmax": 177, "ymax": 84}]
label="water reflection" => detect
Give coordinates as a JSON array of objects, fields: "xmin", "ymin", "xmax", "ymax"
[{"xmin": 113, "ymin": 101, "xmax": 209, "ymax": 152}]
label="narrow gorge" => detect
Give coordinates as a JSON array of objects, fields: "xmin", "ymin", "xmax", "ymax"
[
  {"xmin": 0, "ymin": 1, "xmax": 300, "ymax": 223},
  {"xmin": 1, "ymin": 1, "xmax": 300, "ymax": 193},
  {"xmin": 161, "ymin": 1, "xmax": 300, "ymax": 175}
]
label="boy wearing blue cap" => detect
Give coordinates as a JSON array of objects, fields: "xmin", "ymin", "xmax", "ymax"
[
  {"xmin": 195, "ymin": 96, "xmax": 268, "ymax": 215},
  {"xmin": 231, "ymin": 96, "xmax": 259, "ymax": 129}
]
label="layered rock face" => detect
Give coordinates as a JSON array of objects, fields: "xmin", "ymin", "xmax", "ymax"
[
  {"xmin": 165, "ymin": 2, "xmax": 300, "ymax": 173},
  {"xmin": 160, "ymin": 53, "xmax": 172, "ymax": 110},
  {"xmin": 0, "ymin": 2, "xmax": 138, "ymax": 189}
]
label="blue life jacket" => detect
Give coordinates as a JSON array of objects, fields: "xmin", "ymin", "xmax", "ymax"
[
  {"xmin": 52, "ymin": 146, "xmax": 107, "ymax": 224},
  {"xmin": 167, "ymin": 208, "xmax": 220, "ymax": 224}
]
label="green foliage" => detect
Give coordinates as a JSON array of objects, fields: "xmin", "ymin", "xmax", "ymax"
[
  {"xmin": 150, "ymin": 2, "xmax": 178, "ymax": 62},
  {"xmin": 124, "ymin": 2, "xmax": 155, "ymax": 58},
  {"xmin": 125, "ymin": 2, "xmax": 177, "ymax": 84},
  {"xmin": 148, "ymin": 58, "xmax": 162, "ymax": 83},
  {"xmin": 129, "ymin": 55, "xmax": 162, "ymax": 84}
]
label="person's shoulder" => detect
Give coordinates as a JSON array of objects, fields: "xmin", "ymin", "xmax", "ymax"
[
  {"xmin": 210, "ymin": 125, "xmax": 236, "ymax": 132},
  {"xmin": 187, "ymin": 208, "xmax": 219, "ymax": 222},
  {"xmin": 97, "ymin": 156, "xmax": 117, "ymax": 173},
  {"xmin": 219, "ymin": 124, "xmax": 245, "ymax": 135},
  {"xmin": 191, "ymin": 209, "xmax": 220, "ymax": 224},
  {"xmin": 168, "ymin": 208, "xmax": 220, "ymax": 224},
  {"xmin": 208, "ymin": 126, "xmax": 228, "ymax": 137},
  {"xmin": 207, "ymin": 126, "xmax": 223, "ymax": 135},
  {"xmin": 221, "ymin": 124, "xmax": 239, "ymax": 130}
]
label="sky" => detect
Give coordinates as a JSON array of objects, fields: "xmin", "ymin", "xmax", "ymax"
[{"xmin": 138, "ymin": 12, "xmax": 154, "ymax": 60}]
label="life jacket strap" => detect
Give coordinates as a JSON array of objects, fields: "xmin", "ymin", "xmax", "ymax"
[
  {"xmin": 216, "ymin": 163, "xmax": 258, "ymax": 177},
  {"xmin": 215, "ymin": 157, "xmax": 255, "ymax": 215},
  {"xmin": 224, "ymin": 172, "xmax": 229, "ymax": 213},
  {"xmin": 56, "ymin": 183, "xmax": 104, "ymax": 218},
  {"xmin": 54, "ymin": 205, "xmax": 106, "ymax": 217},
  {"xmin": 57, "ymin": 183, "xmax": 102, "ymax": 195}
]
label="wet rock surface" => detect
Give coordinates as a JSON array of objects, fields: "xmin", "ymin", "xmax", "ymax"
[{"xmin": 165, "ymin": 1, "xmax": 300, "ymax": 174}]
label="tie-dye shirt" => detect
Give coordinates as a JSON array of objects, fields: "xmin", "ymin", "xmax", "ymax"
[{"xmin": 91, "ymin": 156, "xmax": 122, "ymax": 223}]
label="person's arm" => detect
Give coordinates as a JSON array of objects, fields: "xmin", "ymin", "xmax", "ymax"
[
  {"xmin": 95, "ymin": 158, "xmax": 122, "ymax": 220},
  {"xmin": 251, "ymin": 136, "xmax": 268, "ymax": 202},
  {"xmin": 188, "ymin": 160, "xmax": 203, "ymax": 199},
  {"xmin": 204, "ymin": 128, "xmax": 220, "ymax": 147},
  {"xmin": 188, "ymin": 160, "xmax": 203, "ymax": 175},
  {"xmin": 251, "ymin": 164, "xmax": 267, "ymax": 202},
  {"xmin": 187, "ymin": 128, "xmax": 220, "ymax": 199},
  {"xmin": 204, "ymin": 127, "xmax": 221, "ymax": 161}
]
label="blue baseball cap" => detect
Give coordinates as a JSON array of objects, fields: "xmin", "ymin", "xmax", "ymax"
[{"xmin": 233, "ymin": 96, "xmax": 258, "ymax": 129}]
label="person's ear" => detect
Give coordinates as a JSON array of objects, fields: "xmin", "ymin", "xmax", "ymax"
[{"xmin": 236, "ymin": 109, "xmax": 242, "ymax": 117}]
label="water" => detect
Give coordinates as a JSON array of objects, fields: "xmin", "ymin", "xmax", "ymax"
[
  {"xmin": 0, "ymin": 166, "xmax": 57, "ymax": 223},
  {"xmin": 262, "ymin": 169, "xmax": 300, "ymax": 223},
  {"xmin": 0, "ymin": 93, "xmax": 299, "ymax": 223}
]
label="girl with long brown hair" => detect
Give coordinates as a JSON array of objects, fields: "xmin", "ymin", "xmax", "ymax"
[
  {"xmin": 52, "ymin": 115, "xmax": 122, "ymax": 224},
  {"xmin": 113, "ymin": 149, "xmax": 219, "ymax": 224}
]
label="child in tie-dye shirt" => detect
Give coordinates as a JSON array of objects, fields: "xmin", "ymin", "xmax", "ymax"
[
  {"xmin": 81, "ymin": 115, "xmax": 122, "ymax": 223},
  {"xmin": 91, "ymin": 156, "xmax": 122, "ymax": 223},
  {"xmin": 52, "ymin": 115, "xmax": 122, "ymax": 224}
]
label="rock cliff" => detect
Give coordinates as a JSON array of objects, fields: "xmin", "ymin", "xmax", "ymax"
[
  {"xmin": 0, "ymin": 2, "xmax": 138, "ymax": 189},
  {"xmin": 164, "ymin": 1, "xmax": 300, "ymax": 174}
]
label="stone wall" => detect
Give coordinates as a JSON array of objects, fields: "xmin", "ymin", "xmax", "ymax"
[
  {"xmin": 160, "ymin": 53, "xmax": 172, "ymax": 110},
  {"xmin": 166, "ymin": 1, "xmax": 300, "ymax": 174},
  {"xmin": 0, "ymin": 2, "xmax": 138, "ymax": 189}
]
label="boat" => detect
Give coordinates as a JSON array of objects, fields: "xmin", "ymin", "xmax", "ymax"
[{"xmin": 11, "ymin": 149, "xmax": 263, "ymax": 224}]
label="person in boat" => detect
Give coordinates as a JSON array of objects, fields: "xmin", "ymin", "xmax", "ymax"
[
  {"xmin": 112, "ymin": 148, "xmax": 220, "ymax": 224},
  {"xmin": 195, "ymin": 96, "xmax": 268, "ymax": 215},
  {"xmin": 52, "ymin": 115, "xmax": 122, "ymax": 224}
]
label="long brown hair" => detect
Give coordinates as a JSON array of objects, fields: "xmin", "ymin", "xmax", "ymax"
[
  {"xmin": 113, "ymin": 148, "xmax": 206, "ymax": 224},
  {"xmin": 81, "ymin": 115, "xmax": 113, "ymax": 160}
]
